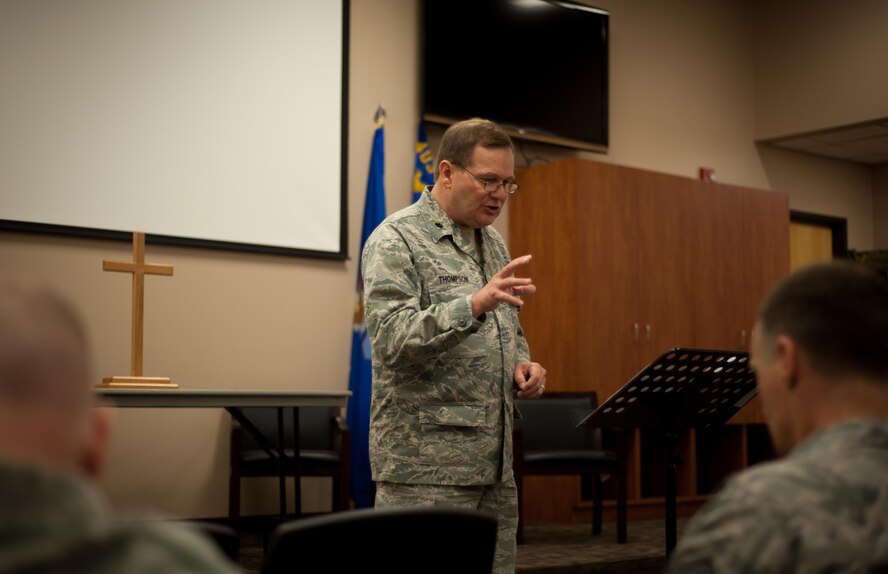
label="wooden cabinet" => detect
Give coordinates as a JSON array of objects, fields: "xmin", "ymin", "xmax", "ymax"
[{"xmin": 508, "ymin": 158, "xmax": 789, "ymax": 523}]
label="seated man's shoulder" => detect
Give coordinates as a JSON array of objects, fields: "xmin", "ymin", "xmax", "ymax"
[
  {"xmin": 90, "ymin": 518, "xmax": 240, "ymax": 574},
  {"xmin": 666, "ymin": 453, "xmax": 888, "ymax": 573}
]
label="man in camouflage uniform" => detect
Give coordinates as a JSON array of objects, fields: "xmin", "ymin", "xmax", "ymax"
[
  {"xmin": 665, "ymin": 261, "xmax": 888, "ymax": 573},
  {"xmin": 362, "ymin": 118, "xmax": 547, "ymax": 574},
  {"xmin": 0, "ymin": 280, "xmax": 239, "ymax": 574}
]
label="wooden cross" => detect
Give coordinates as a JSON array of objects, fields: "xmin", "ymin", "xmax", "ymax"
[{"xmin": 98, "ymin": 232, "xmax": 177, "ymax": 388}]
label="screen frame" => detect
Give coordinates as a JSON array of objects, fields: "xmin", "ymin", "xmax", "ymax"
[{"xmin": 421, "ymin": 0, "xmax": 609, "ymax": 153}]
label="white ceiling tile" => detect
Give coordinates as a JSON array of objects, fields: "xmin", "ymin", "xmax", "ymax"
[
  {"xmin": 843, "ymin": 134, "xmax": 888, "ymax": 153},
  {"xmin": 812, "ymin": 124, "xmax": 888, "ymax": 144},
  {"xmin": 767, "ymin": 119, "xmax": 888, "ymax": 166}
]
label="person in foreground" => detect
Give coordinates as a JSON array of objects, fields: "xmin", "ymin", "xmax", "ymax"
[
  {"xmin": 0, "ymin": 280, "xmax": 240, "ymax": 574},
  {"xmin": 361, "ymin": 118, "xmax": 547, "ymax": 574},
  {"xmin": 665, "ymin": 261, "xmax": 888, "ymax": 574}
]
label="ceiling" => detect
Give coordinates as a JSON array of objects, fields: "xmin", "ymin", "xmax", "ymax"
[{"xmin": 766, "ymin": 119, "xmax": 888, "ymax": 166}]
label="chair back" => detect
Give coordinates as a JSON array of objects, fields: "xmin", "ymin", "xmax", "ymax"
[
  {"xmin": 229, "ymin": 406, "xmax": 351, "ymax": 523},
  {"xmin": 511, "ymin": 391, "xmax": 627, "ymax": 545},
  {"xmin": 514, "ymin": 391, "xmax": 600, "ymax": 452},
  {"xmin": 261, "ymin": 507, "xmax": 497, "ymax": 574}
]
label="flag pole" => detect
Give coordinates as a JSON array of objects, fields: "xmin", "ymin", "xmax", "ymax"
[{"xmin": 347, "ymin": 107, "xmax": 387, "ymax": 508}]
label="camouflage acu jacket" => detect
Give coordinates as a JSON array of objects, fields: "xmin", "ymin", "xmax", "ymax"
[
  {"xmin": 361, "ymin": 189, "xmax": 531, "ymax": 485},
  {"xmin": 665, "ymin": 418, "xmax": 888, "ymax": 574},
  {"xmin": 0, "ymin": 461, "xmax": 239, "ymax": 574}
]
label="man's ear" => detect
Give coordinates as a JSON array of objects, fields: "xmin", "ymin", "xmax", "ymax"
[
  {"xmin": 79, "ymin": 406, "xmax": 113, "ymax": 479},
  {"xmin": 438, "ymin": 160, "xmax": 455, "ymax": 188},
  {"xmin": 773, "ymin": 334, "xmax": 801, "ymax": 390}
]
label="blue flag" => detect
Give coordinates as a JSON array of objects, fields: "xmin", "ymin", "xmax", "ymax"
[
  {"xmin": 412, "ymin": 122, "xmax": 435, "ymax": 203},
  {"xmin": 347, "ymin": 121, "xmax": 386, "ymax": 508}
]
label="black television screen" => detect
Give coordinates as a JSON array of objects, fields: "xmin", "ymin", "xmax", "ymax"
[{"xmin": 422, "ymin": 0, "xmax": 609, "ymax": 151}]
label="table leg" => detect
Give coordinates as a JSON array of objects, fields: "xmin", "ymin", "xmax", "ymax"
[
  {"xmin": 292, "ymin": 407, "xmax": 302, "ymax": 518},
  {"xmin": 277, "ymin": 407, "xmax": 287, "ymax": 517}
]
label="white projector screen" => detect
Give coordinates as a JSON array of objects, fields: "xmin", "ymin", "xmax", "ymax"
[{"xmin": 0, "ymin": 0, "xmax": 348, "ymax": 259}]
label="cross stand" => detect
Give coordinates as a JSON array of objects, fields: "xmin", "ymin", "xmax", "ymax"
[
  {"xmin": 576, "ymin": 347, "xmax": 758, "ymax": 556},
  {"xmin": 98, "ymin": 231, "xmax": 176, "ymax": 388}
]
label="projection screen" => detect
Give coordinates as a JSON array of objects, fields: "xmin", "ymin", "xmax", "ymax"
[{"xmin": 0, "ymin": 0, "xmax": 348, "ymax": 259}]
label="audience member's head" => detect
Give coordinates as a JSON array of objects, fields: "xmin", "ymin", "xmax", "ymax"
[
  {"xmin": 0, "ymin": 280, "xmax": 110, "ymax": 477},
  {"xmin": 0, "ymin": 279, "xmax": 241, "ymax": 572},
  {"xmin": 751, "ymin": 260, "xmax": 888, "ymax": 455}
]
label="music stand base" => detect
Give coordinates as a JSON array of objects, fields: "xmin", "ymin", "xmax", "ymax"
[{"xmin": 665, "ymin": 432, "xmax": 680, "ymax": 556}]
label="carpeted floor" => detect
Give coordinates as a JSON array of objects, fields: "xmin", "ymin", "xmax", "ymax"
[
  {"xmin": 514, "ymin": 519, "xmax": 685, "ymax": 574},
  {"xmin": 236, "ymin": 518, "xmax": 686, "ymax": 574}
]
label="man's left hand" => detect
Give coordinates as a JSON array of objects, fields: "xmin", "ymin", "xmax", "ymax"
[{"xmin": 514, "ymin": 361, "xmax": 547, "ymax": 398}]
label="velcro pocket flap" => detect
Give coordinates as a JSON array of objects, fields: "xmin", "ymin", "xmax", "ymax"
[{"xmin": 420, "ymin": 404, "xmax": 485, "ymax": 427}]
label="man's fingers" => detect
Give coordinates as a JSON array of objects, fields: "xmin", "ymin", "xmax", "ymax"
[
  {"xmin": 496, "ymin": 291, "xmax": 524, "ymax": 307},
  {"xmin": 500, "ymin": 277, "xmax": 533, "ymax": 289},
  {"xmin": 512, "ymin": 284, "xmax": 537, "ymax": 296},
  {"xmin": 496, "ymin": 254, "xmax": 532, "ymax": 278},
  {"xmin": 485, "ymin": 277, "xmax": 533, "ymax": 308},
  {"xmin": 475, "ymin": 259, "xmax": 535, "ymax": 315}
]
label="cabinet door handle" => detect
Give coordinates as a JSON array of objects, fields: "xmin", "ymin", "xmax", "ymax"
[
  {"xmin": 633, "ymin": 323, "xmax": 640, "ymax": 342},
  {"xmin": 740, "ymin": 330, "xmax": 747, "ymax": 347},
  {"xmin": 646, "ymin": 323, "xmax": 652, "ymax": 342}
]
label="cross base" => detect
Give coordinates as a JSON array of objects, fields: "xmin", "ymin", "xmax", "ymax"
[{"xmin": 97, "ymin": 376, "xmax": 178, "ymax": 389}]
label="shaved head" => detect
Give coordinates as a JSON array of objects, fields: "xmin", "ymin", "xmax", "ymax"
[{"xmin": 0, "ymin": 280, "xmax": 102, "ymax": 473}]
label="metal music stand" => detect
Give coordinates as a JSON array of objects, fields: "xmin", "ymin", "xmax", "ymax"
[{"xmin": 576, "ymin": 348, "xmax": 758, "ymax": 555}]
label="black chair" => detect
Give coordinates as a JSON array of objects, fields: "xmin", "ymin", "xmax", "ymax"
[
  {"xmin": 228, "ymin": 406, "xmax": 350, "ymax": 530},
  {"xmin": 260, "ymin": 507, "xmax": 498, "ymax": 574},
  {"xmin": 513, "ymin": 391, "xmax": 628, "ymax": 544}
]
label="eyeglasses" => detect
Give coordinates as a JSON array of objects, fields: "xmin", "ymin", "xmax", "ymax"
[{"xmin": 459, "ymin": 166, "xmax": 520, "ymax": 195}]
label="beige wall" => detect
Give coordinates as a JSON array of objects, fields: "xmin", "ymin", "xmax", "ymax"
[
  {"xmin": 0, "ymin": 0, "xmax": 884, "ymax": 519},
  {"xmin": 751, "ymin": 0, "xmax": 887, "ymax": 249},
  {"xmin": 754, "ymin": 0, "xmax": 888, "ymax": 140},
  {"xmin": 758, "ymin": 145, "xmax": 875, "ymax": 250}
]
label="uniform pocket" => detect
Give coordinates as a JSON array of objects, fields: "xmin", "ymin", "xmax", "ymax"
[
  {"xmin": 441, "ymin": 333, "xmax": 489, "ymax": 358},
  {"xmin": 419, "ymin": 403, "xmax": 487, "ymax": 466}
]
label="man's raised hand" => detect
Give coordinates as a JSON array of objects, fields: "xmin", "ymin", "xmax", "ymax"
[{"xmin": 471, "ymin": 255, "xmax": 536, "ymax": 317}]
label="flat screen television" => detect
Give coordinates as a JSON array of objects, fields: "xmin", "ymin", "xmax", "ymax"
[{"xmin": 422, "ymin": 0, "xmax": 609, "ymax": 152}]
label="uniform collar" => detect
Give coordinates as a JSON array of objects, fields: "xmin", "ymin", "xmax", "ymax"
[
  {"xmin": 419, "ymin": 187, "xmax": 493, "ymax": 241},
  {"xmin": 419, "ymin": 187, "xmax": 487, "ymax": 264},
  {"xmin": 418, "ymin": 186, "xmax": 456, "ymax": 243}
]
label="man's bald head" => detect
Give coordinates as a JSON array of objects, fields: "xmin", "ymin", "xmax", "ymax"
[{"xmin": 0, "ymin": 280, "xmax": 102, "ymax": 473}]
